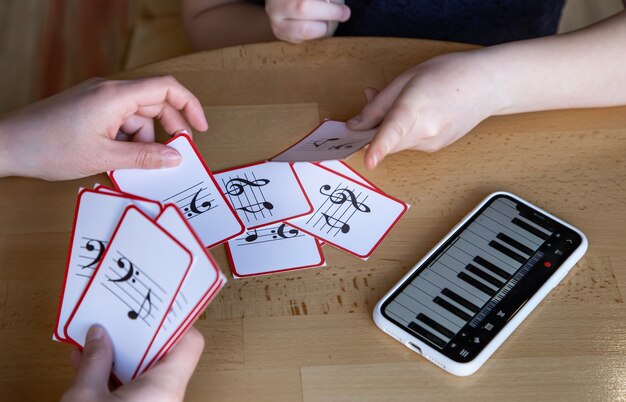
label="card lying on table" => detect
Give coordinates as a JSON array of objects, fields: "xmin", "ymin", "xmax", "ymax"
[
  {"xmin": 225, "ymin": 222, "xmax": 325, "ymax": 278},
  {"xmin": 214, "ymin": 161, "xmax": 313, "ymax": 229},
  {"xmin": 109, "ymin": 133, "xmax": 245, "ymax": 248},
  {"xmin": 288, "ymin": 162, "xmax": 408, "ymax": 259},
  {"xmin": 64, "ymin": 206, "xmax": 193, "ymax": 384},
  {"xmin": 269, "ymin": 120, "xmax": 377, "ymax": 163}
]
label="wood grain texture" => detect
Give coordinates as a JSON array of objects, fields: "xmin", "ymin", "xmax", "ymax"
[{"xmin": 1, "ymin": 38, "xmax": 626, "ymax": 401}]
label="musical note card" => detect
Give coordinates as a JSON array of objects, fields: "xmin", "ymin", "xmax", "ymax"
[
  {"xmin": 214, "ymin": 161, "xmax": 313, "ymax": 229},
  {"xmin": 54, "ymin": 189, "xmax": 162, "ymax": 342},
  {"xmin": 65, "ymin": 206, "xmax": 193, "ymax": 384},
  {"xmin": 109, "ymin": 133, "xmax": 245, "ymax": 248},
  {"xmin": 317, "ymin": 161, "xmax": 379, "ymax": 191},
  {"xmin": 225, "ymin": 222, "xmax": 325, "ymax": 277},
  {"xmin": 269, "ymin": 120, "xmax": 377, "ymax": 162},
  {"xmin": 137, "ymin": 205, "xmax": 226, "ymax": 375},
  {"xmin": 94, "ymin": 184, "xmax": 163, "ymax": 218},
  {"xmin": 288, "ymin": 163, "xmax": 408, "ymax": 259}
]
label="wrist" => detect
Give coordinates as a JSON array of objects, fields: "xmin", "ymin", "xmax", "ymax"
[{"xmin": 0, "ymin": 118, "xmax": 15, "ymax": 178}]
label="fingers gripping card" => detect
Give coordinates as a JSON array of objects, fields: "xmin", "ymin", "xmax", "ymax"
[
  {"xmin": 214, "ymin": 161, "xmax": 313, "ymax": 229},
  {"xmin": 269, "ymin": 120, "xmax": 377, "ymax": 162},
  {"xmin": 65, "ymin": 207, "xmax": 193, "ymax": 384},
  {"xmin": 288, "ymin": 163, "xmax": 408, "ymax": 259},
  {"xmin": 225, "ymin": 222, "xmax": 325, "ymax": 278},
  {"xmin": 137, "ymin": 205, "xmax": 226, "ymax": 375},
  {"xmin": 54, "ymin": 190, "xmax": 162, "ymax": 341},
  {"xmin": 109, "ymin": 134, "xmax": 245, "ymax": 248}
]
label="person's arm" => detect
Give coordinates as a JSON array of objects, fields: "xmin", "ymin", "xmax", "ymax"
[
  {"xmin": 181, "ymin": 0, "xmax": 276, "ymax": 50},
  {"xmin": 181, "ymin": 0, "xmax": 351, "ymax": 50},
  {"xmin": 61, "ymin": 325, "xmax": 204, "ymax": 402},
  {"xmin": 0, "ymin": 76, "xmax": 208, "ymax": 181},
  {"xmin": 348, "ymin": 10, "xmax": 626, "ymax": 169}
]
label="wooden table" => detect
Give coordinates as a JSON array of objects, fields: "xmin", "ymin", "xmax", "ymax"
[{"xmin": 1, "ymin": 38, "xmax": 625, "ymax": 401}]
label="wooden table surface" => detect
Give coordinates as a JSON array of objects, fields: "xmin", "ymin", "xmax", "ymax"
[{"xmin": 1, "ymin": 38, "xmax": 625, "ymax": 401}]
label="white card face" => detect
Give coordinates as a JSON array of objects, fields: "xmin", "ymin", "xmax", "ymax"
[
  {"xmin": 54, "ymin": 190, "xmax": 161, "ymax": 341},
  {"xmin": 65, "ymin": 207, "xmax": 192, "ymax": 384},
  {"xmin": 226, "ymin": 222, "xmax": 325, "ymax": 277},
  {"xmin": 288, "ymin": 163, "xmax": 408, "ymax": 259},
  {"xmin": 269, "ymin": 120, "xmax": 377, "ymax": 162},
  {"xmin": 109, "ymin": 134, "xmax": 245, "ymax": 248},
  {"xmin": 94, "ymin": 186, "xmax": 163, "ymax": 218},
  {"xmin": 214, "ymin": 161, "xmax": 313, "ymax": 229},
  {"xmin": 137, "ymin": 205, "xmax": 225, "ymax": 374},
  {"xmin": 317, "ymin": 160, "xmax": 378, "ymax": 190}
]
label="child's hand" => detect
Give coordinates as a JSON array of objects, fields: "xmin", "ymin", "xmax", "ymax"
[
  {"xmin": 347, "ymin": 51, "xmax": 503, "ymax": 169},
  {"xmin": 266, "ymin": 0, "xmax": 350, "ymax": 43}
]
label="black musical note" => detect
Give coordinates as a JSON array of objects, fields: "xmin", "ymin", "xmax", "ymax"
[
  {"xmin": 237, "ymin": 201, "xmax": 274, "ymax": 214},
  {"xmin": 109, "ymin": 257, "xmax": 138, "ymax": 283},
  {"xmin": 82, "ymin": 238, "xmax": 106, "ymax": 269},
  {"xmin": 224, "ymin": 178, "xmax": 270, "ymax": 196},
  {"xmin": 319, "ymin": 185, "xmax": 371, "ymax": 212},
  {"xmin": 238, "ymin": 224, "xmax": 302, "ymax": 246},
  {"xmin": 322, "ymin": 213, "xmax": 350, "ymax": 234},
  {"xmin": 245, "ymin": 229, "xmax": 258, "ymax": 242},
  {"xmin": 128, "ymin": 289, "xmax": 152, "ymax": 320},
  {"xmin": 328, "ymin": 141, "xmax": 357, "ymax": 150},
  {"xmin": 313, "ymin": 138, "xmax": 339, "ymax": 148}
]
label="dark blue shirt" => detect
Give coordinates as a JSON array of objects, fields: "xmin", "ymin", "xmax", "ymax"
[
  {"xmin": 334, "ymin": 0, "xmax": 565, "ymax": 45},
  {"xmin": 252, "ymin": 0, "xmax": 566, "ymax": 46}
]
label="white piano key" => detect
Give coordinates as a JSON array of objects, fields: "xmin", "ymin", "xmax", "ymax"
[
  {"xmin": 396, "ymin": 292, "xmax": 465, "ymax": 330},
  {"xmin": 420, "ymin": 267, "xmax": 488, "ymax": 305}
]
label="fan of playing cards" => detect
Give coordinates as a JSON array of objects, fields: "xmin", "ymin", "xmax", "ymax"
[{"xmin": 53, "ymin": 120, "xmax": 409, "ymax": 384}]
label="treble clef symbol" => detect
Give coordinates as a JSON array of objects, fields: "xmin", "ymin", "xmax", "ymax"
[
  {"xmin": 319, "ymin": 185, "xmax": 371, "ymax": 212},
  {"xmin": 225, "ymin": 178, "xmax": 270, "ymax": 196},
  {"xmin": 83, "ymin": 239, "xmax": 106, "ymax": 269}
]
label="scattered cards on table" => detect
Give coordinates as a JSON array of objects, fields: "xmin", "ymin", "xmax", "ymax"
[{"xmin": 53, "ymin": 120, "xmax": 409, "ymax": 383}]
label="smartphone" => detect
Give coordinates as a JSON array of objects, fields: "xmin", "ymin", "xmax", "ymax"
[{"xmin": 373, "ymin": 192, "xmax": 587, "ymax": 376}]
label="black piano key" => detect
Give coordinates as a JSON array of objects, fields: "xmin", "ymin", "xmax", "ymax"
[
  {"xmin": 489, "ymin": 240, "xmax": 527, "ymax": 263},
  {"xmin": 516, "ymin": 207, "xmax": 554, "ymax": 232},
  {"xmin": 433, "ymin": 296, "xmax": 472, "ymax": 321},
  {"xmin": 442, "ymin": 288, "xmax": 480, "ymax": 313},
  {"xmin": 417, "ymin": 313, "xmax": 455, "ymax": 339},
  {"xmin": 496, "ymin": 233, "xmax": 534, "ymax": 256},
  {"xmin": 473, "ymin": 256, "xmax": 511, "ymax": 280},
  {"xmin": 408, "ymin": 321, "xmax": 447, "ymax": 348},
  {"xmin": 466, "ymin": 264, "xmax": 505, "ymax": 288},
  {"xmin": 511, "ymin": 217, "xmax": 549, "ymax": 240},
  {"xmin": 457, "ymin": 272, "xmax": 496, "ymax": 297}
]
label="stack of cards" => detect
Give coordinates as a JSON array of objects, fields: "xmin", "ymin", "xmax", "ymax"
[
  {"xmin": 54, "ymin": 187, "xmax": 226, "ymax": 384},
  {"xmin": 54, "ymin": 120, "xmax": 408, "ymax": 382}
]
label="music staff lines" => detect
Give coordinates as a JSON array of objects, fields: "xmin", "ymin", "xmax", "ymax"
[
  {"xmin": 101, "ymin": 282, "xmax": 154, "ymax": 327},
  {"xmin": 104, "ymin": 266, "xmax": 164, "ymax": 307},
  {"xmin": 164, "ymin": 181, "xmax": 217, "ymax": 220},
  {"xmin": 115, "ymin": 252, "xmax": 166, "ymax": 294},
  {"xmin": 308, "ymin": 182, "xmax": 371, "ymax": 236},
  {"xmin": 222, "ymin": 172, "xmax": 273, "ymax": 223}
]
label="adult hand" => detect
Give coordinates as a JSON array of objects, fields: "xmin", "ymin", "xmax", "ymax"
[
  {"xmin": 61, "ymin": 325, "xmax": 205, "ymax": 402},
  {"xmin": 266, "ymin": 0, "xmax": 350, "ymax": 43},
  {"xmin": 0, "ymin": 76, "xmax": 208, "ymax": 180},
  {"xmin": 347, "ymin": 51, "xmax": 502, "ymax": 169}
]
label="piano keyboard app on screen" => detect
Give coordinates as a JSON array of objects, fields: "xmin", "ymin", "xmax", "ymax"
[{"xmin": 374, "ymin": 192, "xmax": 587, "ymax": 376}]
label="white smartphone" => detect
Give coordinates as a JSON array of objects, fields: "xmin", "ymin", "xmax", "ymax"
[{"xmin": 373, "ymin": 192, "xmax": 587, "ymax": 376}]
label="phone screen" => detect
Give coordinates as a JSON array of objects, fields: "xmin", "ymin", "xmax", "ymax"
[{"xmin": 381, "ymin": 194, "xmax": 582, "ymax": 362}]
